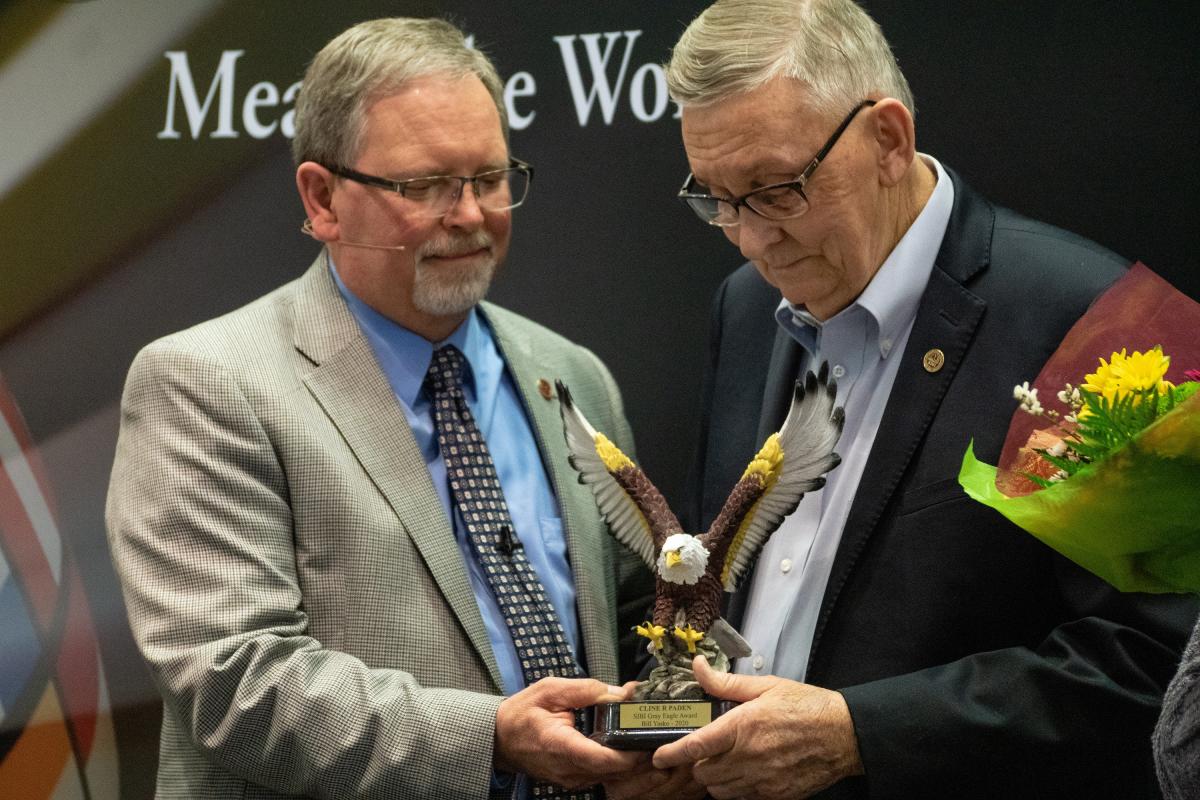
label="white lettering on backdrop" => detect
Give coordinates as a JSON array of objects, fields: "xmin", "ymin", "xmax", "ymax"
[{"xmin": 156, "ymin": 30, "xmax": 681, "ymax": 140}]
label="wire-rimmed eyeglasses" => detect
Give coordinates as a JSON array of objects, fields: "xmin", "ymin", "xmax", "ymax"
[{"xmin": 678, "ymin": 100, "xmax": 876, "ymax": 227}]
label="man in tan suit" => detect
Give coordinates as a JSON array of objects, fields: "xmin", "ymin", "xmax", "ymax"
[{"xmin": 106, "ymin": 18, "xmax": 651, "ymax": 799}]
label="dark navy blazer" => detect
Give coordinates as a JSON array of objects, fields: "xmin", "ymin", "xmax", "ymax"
[{"xmin": 686, "ymin": 168, "xmax": 1197, "ymax": 799}]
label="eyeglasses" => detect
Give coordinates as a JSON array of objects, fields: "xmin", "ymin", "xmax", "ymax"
[
  {"xmin": 678, "ymin": 100, "xmax": 876, "ymax": 227},
  {"xmin": 326, "ymin": 157, "xmax": 533, "ymax": 218}
]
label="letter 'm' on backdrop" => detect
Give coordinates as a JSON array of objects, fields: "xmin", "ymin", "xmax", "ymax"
[{"xmin": 0, "ymin": 2, "xmax": 1195, "ymax": 796}]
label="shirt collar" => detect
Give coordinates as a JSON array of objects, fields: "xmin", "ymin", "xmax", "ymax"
[
  {"xmin": 327, "ymin": 255, "xmax": 491, "ymax": 408},
  {"xmin": 775, "ymin": 154, "xmax": 954, "ymax": 359}
]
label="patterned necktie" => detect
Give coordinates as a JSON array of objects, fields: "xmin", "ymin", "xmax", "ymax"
[{"xmin": 424, "ymin": 345, "xmax": 593, "ymax": 800}]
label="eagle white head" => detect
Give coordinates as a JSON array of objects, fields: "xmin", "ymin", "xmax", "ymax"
[{"xmin": 657, "ymin": 533, "xmax": 709, "ymax": 586}]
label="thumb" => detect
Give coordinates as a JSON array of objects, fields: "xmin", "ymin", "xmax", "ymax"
[
  {"xmin": 600, "ymin": 680, "xmax": 640, "ymax": 702},
  {"xmin": 535, "ymin": 677, "xmax": 623, "ymax": 710},
  {"xmin": 692, "ymin": 655, "xmax": 782, "ymax": 701}
]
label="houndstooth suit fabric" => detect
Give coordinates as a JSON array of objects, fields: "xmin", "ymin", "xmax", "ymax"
[{"xmin": 105, "ymin": 254, "xmax": 649, "ymax": 799}]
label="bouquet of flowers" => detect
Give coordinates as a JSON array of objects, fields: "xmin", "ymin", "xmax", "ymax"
[{"xmin": 958, "ymin": 264, "xmax": 1200, "ymax": 593}]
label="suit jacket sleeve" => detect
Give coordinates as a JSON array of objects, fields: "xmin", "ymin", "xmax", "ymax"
[
  {"xmin": 106, "ymin": 339, "xmax": 501, "ymax": 800},
  {"xmin": 1155, "ymin": 615, "xmax": 1200, "ymax": 800},
  {"xmin": 827, "ymin": 204, "xmax": 1198, "ymax": 799},
  {"xmin": 837, "ymin": 557, "xmax": 1192, "ymax": 798}
]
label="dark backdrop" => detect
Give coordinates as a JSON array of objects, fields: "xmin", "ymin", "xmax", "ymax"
[{"xmin": 0, "ymin": 2, "xmax": 1194, "ymax": 796}]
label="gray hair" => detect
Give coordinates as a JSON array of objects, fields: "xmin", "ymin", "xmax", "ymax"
[
  {"xmin": 665, "ymin": 0, "xmax": 915, "ymax": 118},
  {"xmin": 292, "ymin": 17, "xmax": 507, "ymax": 167}
]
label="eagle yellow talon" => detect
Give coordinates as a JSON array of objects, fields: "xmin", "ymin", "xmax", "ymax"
[
  {"xmin": 635, "ymin": 621, "xmax": 667, "ymax": 650},
  {"xmin": 673, "ymin": 624, "xmax": 705, "ymax": 653}
]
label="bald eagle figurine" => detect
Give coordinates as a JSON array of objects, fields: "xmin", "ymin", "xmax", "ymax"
[{"xmin": 557, "ymin": 365, "xmax": 844, "ymax": 673}]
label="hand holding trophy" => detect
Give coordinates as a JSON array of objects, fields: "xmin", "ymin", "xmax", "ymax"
[{"xmin": 557, "ymin": 364, "xmax": 844, "ymax": 749}]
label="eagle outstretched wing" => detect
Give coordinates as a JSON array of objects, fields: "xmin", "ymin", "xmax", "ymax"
[
  {"xmin": 706, "ymin": 364, "xmax": 844, "ymax": 592},
  {"xmin": 556, "ymin": 381, "xmax": 681, "ymax": 571}
]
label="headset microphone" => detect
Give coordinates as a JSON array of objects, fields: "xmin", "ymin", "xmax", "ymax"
[{"xmin": 300, "ymin": 219, "xmax": 406, "ymax": 251}]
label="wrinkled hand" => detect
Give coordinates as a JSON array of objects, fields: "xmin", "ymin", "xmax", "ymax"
[
  {"xmin": 604, "ymin": 762, "xmax": 706, "ymax": 800},
  {"xmin": 601, "ymin": 681, "xmax": 705, "ymax": 799},
  {"xmin": 494, "ymin": 677, "xmax": 646, "ymax": 789},
  {"xmin": 652, "ymin": 657, "xmax": 863, "ymax": 799}
]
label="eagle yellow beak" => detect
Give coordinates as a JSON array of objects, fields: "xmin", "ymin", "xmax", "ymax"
[{"xmin": 665, "ymin": 550, "xmax": 682, "ymax": 568}]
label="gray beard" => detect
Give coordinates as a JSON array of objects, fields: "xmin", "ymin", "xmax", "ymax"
[{"xmin": 410, "ymin": 231, "xmax": 498, "ymax": 317}]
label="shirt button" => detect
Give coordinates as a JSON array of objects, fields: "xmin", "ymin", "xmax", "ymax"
[
  {"xmin": 881, "ymin": 338, "xmax": 893, "ymax": 354},
  {"xmin": 832, "ymin": 364, "xmax": 846, "ymax": 379},
  {"xmin": 780, "ymin": 558, "xmax": 793, "ymax": 574},
  {"xmin": 752, "ymin": 655, "xmax": 765, "ymax": 670}
]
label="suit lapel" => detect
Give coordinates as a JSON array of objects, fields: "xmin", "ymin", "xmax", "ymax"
[
  {"xmin": 755, "ymin": 327, "xmax": 807, "ymax": 445},
  {"xmin": 293, "ymin": 255, "xmax": 503, "ymax": 691},
  {"xmin": 723, "ymin": 327, "xmax": 805, "ymax": 632},
  {"xmin": 483, "ymin": 304, "xmax": 617, "ymax": 681},
  {"xmin": 807, "ymin": 172, "xmax": 992, "ymax": 673}
]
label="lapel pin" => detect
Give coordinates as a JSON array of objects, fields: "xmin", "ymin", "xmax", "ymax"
[
  {"xmin": 922, "ymin": 348, "xmax": 945, "ymax": 373},
  {"xmin": 537, "ymin": 378, "xmax": 553, "ymax": 400}
]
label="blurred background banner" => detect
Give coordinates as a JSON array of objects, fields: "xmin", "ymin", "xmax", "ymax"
[
  {"xmin": 0, "ymin": 1, "xmax": 1195, "ymax": 796},
  {"xmin": 1, "ymin": 375, "xmax": 117, "ymax": 799}
]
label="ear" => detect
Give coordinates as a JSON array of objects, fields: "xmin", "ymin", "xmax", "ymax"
[
  {"xmin": 295, "ymin": 162, "xmax": 339, "ymax": 242},
  {"xmin": 869, "ymin": 98, "xmax": 917, "ymax": 188}
]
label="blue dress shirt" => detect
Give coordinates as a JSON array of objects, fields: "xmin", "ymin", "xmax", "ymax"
[
  {"xmin": 328, "ymin": 261, "xmax": 581, "ymax": 698},
  {"xmin": 737, "ymin": 155, "xmax": 954, "ymax": 681}
]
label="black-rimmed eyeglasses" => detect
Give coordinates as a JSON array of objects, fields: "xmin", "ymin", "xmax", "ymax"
[
  {"xmin": 326, "ymin": 157, "xmax": 533, "ymax": 218},
  {"xmin": 678, "ymin": 100, "xmax": 876, "ymax": 227}
]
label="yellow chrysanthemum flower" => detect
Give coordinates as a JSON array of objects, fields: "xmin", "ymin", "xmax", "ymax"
[{"xmin": 1081, "ymin": 346, "xmax": 1173, "ymax": 411}]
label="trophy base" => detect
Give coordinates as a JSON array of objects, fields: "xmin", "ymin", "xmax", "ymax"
[{"xmin": 589, "ymin": 699, "xmax": 736, "ymax": 750}]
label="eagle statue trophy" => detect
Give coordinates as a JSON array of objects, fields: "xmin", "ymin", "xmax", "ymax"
[{"xmin": 557, "ymin": 365, "xmax": 844, "ymax": 700}]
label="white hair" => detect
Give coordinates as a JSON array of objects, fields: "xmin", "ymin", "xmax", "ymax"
[
  {"xmin": 657, "ymin": 533, "xmax": 710, "ymax": 586},
  {"xmin": 665, "ymin": 0, "xmax": 915, "ymax": 119}
]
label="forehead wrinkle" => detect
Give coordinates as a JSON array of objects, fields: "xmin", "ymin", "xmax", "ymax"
[
  {"xmin": 682, "ymin": 77, "xmax": 848, "ymax": 192},
  {"xmin": 684, "ymin": 118, "xmax": 820, "ymax": 195},
  {"xmin": 687, "ymin": 136, "xmax": 807, "ymax": 194}
]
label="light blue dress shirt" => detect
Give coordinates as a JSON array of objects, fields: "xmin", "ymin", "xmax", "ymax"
[
  {"xmin": 736, "ymin": 155, "xmax": 954, "ymax": 682},
  {"xmin": 328, "ymin": 260, "xmax": 581, "ymax": 698}
]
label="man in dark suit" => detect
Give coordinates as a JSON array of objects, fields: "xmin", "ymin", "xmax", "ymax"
[{"xmin": 637, "ymin": 1, "xmax": 1197, "ymax": 798}]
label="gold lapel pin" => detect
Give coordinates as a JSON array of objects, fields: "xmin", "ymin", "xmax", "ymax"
[
  {"xmin": 922, "ymin": 348, "xmax": 945, "ymax": 373},
  {"xmin": 537, "ymin": 378, "xmax": 553, "ymax": 400}
]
